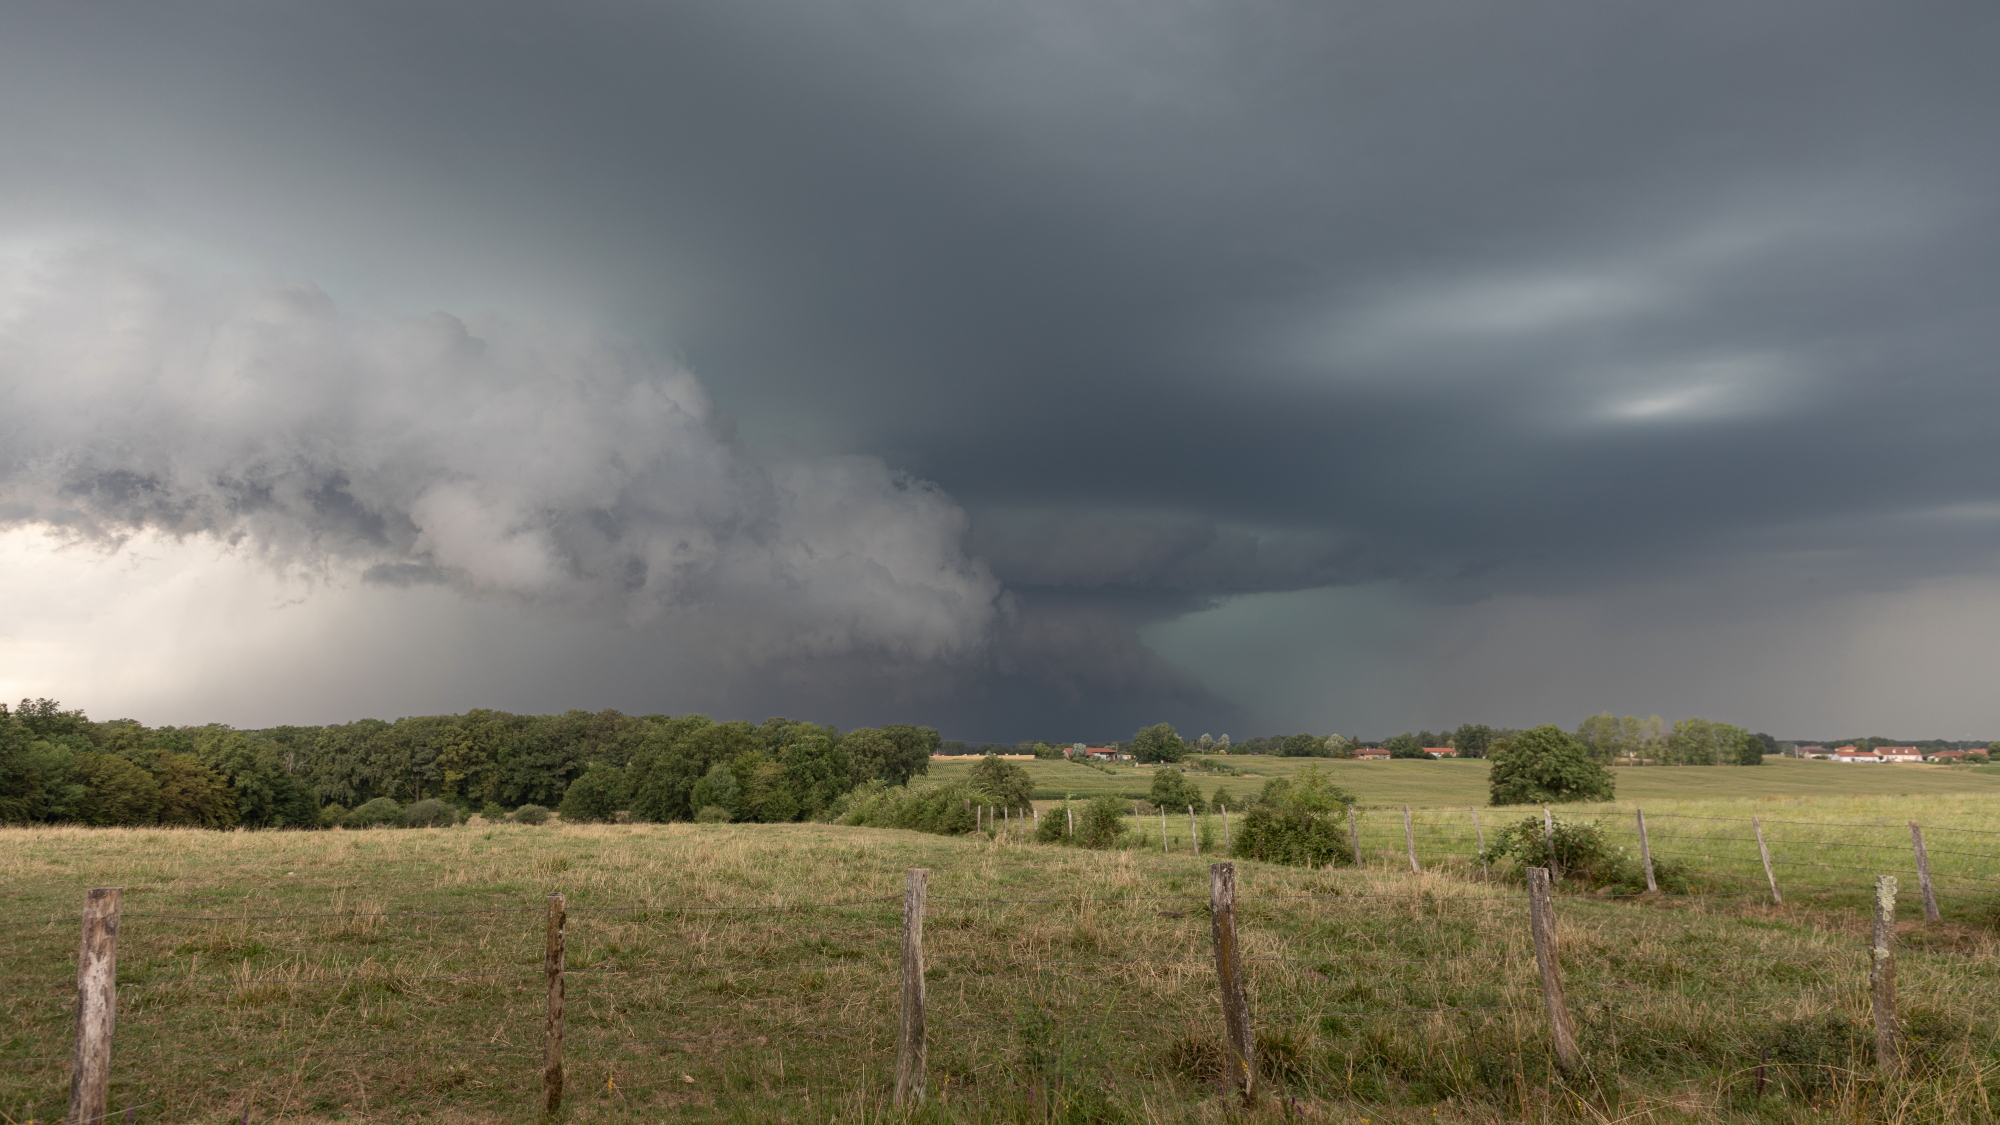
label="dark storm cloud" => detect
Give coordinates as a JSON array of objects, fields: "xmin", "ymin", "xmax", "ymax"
[{"xmin": 2, "ymin": 0, "xmax": 1998, "ymax": 736}]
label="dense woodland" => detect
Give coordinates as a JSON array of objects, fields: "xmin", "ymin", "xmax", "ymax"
[{"xmin": 0, "ymin": 698, "xmax": 937, "ymax": 829}]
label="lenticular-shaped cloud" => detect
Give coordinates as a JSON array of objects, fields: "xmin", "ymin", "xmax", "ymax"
[{"xmin": 0, "ymin": 247, "xmax": 1002, "ymax": 663}]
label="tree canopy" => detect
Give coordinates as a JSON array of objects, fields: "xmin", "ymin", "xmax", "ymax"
[
  {"xmin": 1487, "ymin": 725, "xmax": 1616, "ymax": 805},
  {"xmin": 1129, "ymin": 723, "xmax": 1187, "ymax": 763}
]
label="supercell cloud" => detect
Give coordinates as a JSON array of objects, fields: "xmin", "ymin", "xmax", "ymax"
[{"xmin": 0, "ymin": 250, "xmax": 1001, "ymax": 666}]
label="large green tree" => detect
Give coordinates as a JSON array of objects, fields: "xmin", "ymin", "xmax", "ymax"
[
  {"xmin": 1384, "ymin": 733, "xmax": 1428, "ymax": 759},
  {"xmin": 1487, "ymin": 725, "xmax": 1615, "ymax": 805},
  {"xmin": 1130, "ymin": 723, "xmax": 1187, "ymax": 763},
  {"xmin": 968, "ymin": 754, "xmax": 1035, "ymax": 810}
]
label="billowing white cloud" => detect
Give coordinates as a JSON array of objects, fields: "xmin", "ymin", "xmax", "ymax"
[{"xmin": 0, "ymin": 247, "xmax": 1002, "ymax": 666}]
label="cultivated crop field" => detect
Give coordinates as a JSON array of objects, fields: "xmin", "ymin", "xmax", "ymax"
[
  {"xmin": 9, "ymin": 793, "xmax": 2000, "ymax": 1124},
  {"xmin": 928, "ymin": 755, "xmax": 2000, "ymax": 809}
]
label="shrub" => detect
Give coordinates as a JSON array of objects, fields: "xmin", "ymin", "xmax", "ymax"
[
  {"xmin": 317, "ymin": 803, "xmax": 349, "ymax": 828},
  {"xmin": 558, "ymin": 763, "xmax": 627, "ymax": 824},
  {"xmin": 1487, "ymin": 725, "xmax": 1615, "ymax": 805},
  {"xmin": 969, "ymin": 754, "xmax": 1035, "ymax": 810},
  {"xmin": 1036, "ymin": 800, "xmax": 1074, "ymax": 842},
  {"xmin": 400, "ymin": 798, "xmax": 457, "ymax": 828},
  {"xmin": 1231, "ymin": 767, "xmax": 1353, "ymax": 867},
  {"xmin": 837, "ymin": 780, "xmax": 977, "ymax": 835},
  {"xmin": 345, "ymin": 797, "xmax": 403, "ymax": 828},
  {"xmin": 480, "ymin": 801, "xmax": 507, "ymax": 821},
  {"xmin": 1075, "ymin": 795, "xmax": 1128, "ymax": 849},
  {"xmin": 1148, "ymin": 769, "xmax": 1206, "ymax": 814},
  {"xmin": 689, "ymin": 763, "xmax": 740, "ymax": 820},
  {"xmin": 509, "ymin": 804, "xmax": 552, "ymax": 825},
  {"xmin": 694, "ymin": 804, "xmax": 733, "ymax": 823},
  {"xmin": 1486, "ymin": 814, "xmax": 1687, "ymax": 892}
]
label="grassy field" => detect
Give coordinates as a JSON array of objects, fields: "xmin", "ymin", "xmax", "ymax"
[
  {"xmin": 9, "ymin": 799, "xmax": 2000, "ymax": 1123},
  {"xmin": 928, "ymin": 754, "xmax": 2000, "ymax": 809}
]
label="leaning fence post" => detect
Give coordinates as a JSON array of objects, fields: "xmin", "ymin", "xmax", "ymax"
[
  {"xmin": 1909, "ymin": 823, "xmax": 1940, "ymax": 923},
  {"xmin": 895, "ymin": 868, "xmax": 929, "ymax": 1104},
  {"xmin": 1208, "ymin": 862, "xmax": 1256, "ymax": 1105},
  {"xmin": 1635, "ymin": 807, "xmax": 1658, "ymax": 894},
  {"xmin": 1348, "ymin": 805, "xmax": 1362, "ymax": 868},
  {"xmin": 1526, "ymin": 868, "xmax": 1581, "ymax": 1075},
  {"xmin": 68, "ymin": 887, "xmax": 121, "ymax": 1125},
  {"xmin": 543, "ymin": 891, "xmax": 565, "ymax": 1114},
  {"xmin": 1753, "ymin": 817, "xmax": 1782, "ymax": 905},
  {"xmin": 1189, "ymin": 806, "xmax": 1201, "ymax": 857},
  {"xmin": 1472, "ymin": 808, "xmax": 1487, "ymax": 878},
  {"xmin": 1871, "ymin": 875, "xmax": 1899, "ymax": 1081}
]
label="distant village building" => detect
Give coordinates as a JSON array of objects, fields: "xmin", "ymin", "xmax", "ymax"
[
  {"xmin": 1925, "ymin": 749, "xmax": 1971, "ymax": 762},
  {"xmin": 1797, "ymin": 745, "xmax": 1828, "ymax": 758},
  {"xmin": 1877, "ymin": 746, "xmax": 1922, "ymax": 762},
  {"xmin": 1832, "ymin": 747, "xmax": 1881, "ymax": 762},
  {"xmin": 1424, "ymin": 747, "xmax": 1457, "ymax": 758},
  {"xmin": 1356, "ymin": 746, "xmax": 1390, "ymax": 760}
]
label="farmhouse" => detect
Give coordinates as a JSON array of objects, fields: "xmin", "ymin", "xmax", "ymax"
[
  {"xmin": 1424, "ymin": 746, "xmax": 1457, "ymax": 758},
  {"xmin": 1832, "ymin": 747, "xmax": 1882, "ymax": 762},
  {"xmin": 1926, "ymin": 749, "xmax": 1971, "ymax": 762},
  {"xmin": 1356, "ymin": 747, "xmax": 1390, "ymax": 760},
  {"xmin": 1877, "ymin": 746, "xmax": 1923, "ymax": 762}
]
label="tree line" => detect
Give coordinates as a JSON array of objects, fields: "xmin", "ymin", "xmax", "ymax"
[{"xmin": 0, "ymin": 698, "xmax": 940, "ymax": 829}]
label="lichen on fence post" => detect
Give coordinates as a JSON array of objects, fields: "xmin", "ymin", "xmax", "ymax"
[
  {"xmin": 1871, "ymin": 874, "xmax": 1900, "ymax": 1081},
  {"xmin": 1208, "ymin": 862, "xmax": 1255, "ymax": 1106},
  {"xmin": 1526, "ymin": 868, "xmax": 1580, "ymax": 1075}
]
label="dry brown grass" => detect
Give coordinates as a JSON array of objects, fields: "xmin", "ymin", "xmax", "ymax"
[{"xmin": 2, "ymin": 816, "xmax": 1998, "ymax": 1123}]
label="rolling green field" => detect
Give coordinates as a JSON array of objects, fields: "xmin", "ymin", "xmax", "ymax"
[
  {"xmin": 8, "ymin": 796, "xmax": 2000, "ymax": 1124},
  {"xmin": 927, "ymin": 754, "xmax": 2000, "ymax": 809}
]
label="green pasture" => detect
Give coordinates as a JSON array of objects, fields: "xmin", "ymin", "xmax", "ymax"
[
  {"xmin": 927, "ymin": 753, "xmax": 2000, "ymax": 809},
  {"xmin": 9, "ymin": 807, "xmax": 2000, "ymax": 1123}
]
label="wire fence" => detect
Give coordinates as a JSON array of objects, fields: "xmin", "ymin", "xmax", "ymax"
[{"xmin": 7, "ymin": 806, "xmax": 2000, "ymax": 1120}]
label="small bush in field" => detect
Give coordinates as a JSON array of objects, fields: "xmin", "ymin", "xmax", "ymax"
[
  {"xmin": 317, "ymin": 804, "xmax": 349, "ymax": 828},
  {"xmin": 1487, "ymin": 815, "xmax": 1684, "ymax": 892},
  {"xmin": 1037, "ymin": 800, "xmax": 1073, "ymax": 842},
  {"xmin": 509, "ymin": 804, "xmax": 552, "ymax": 825},
  {"xmin": 400, "ymin": 799, "xmax": 457, "ymax": 828},
  {"xmin": 694, "ymin": 805, "xmax": 733, "ymax": 823},
  {"xmin": 345, "ymin": 797, "xmax": 403, "ymax": 828},
  {"xmin": 1230, "ymin": 767, "xmax": 1353, "ymax": 867},
  {"xmin": 837, "ymin": 781, "xmax": 977, "ymax": 835},
  {"xmin": 479, "ymin": 802, "xmax": 507, "ymax": 821},
  {"xmin": 1075, "ymin": 795, "xmax": 1128, "ymax": 849}
]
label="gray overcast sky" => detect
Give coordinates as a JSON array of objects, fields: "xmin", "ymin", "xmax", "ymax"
[{"xmin": 2, "ymin": 1, "xmax": 1997, "ymax": 741}]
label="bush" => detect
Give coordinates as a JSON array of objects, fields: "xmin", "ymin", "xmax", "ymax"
[
  {"xmin": 1148, "ymin": 769, "xmax": 1206, "ymax": 814},
  {"xmin": 558, "ymin": 763, "xmax": 627, "ymax": 824},
  {"xmin": 480, "ymin": 801, "xmax": 507, "ymax": 821},
  {"xmin": 345, "ymin": 797, "xmax": 403, "ymax": 828},
  {"xmin": 837, "ymin": 781, "xmax": 977, "ymax": 835},
  {"xmin": 1486, "ymin": 815, "xmax": 1687, "ymax": 892},
  {"xmin": 1230, "ymin": 767, "xmax": 1353, "ymax": 867},
  {"xmin": 1075, "ymin": 795, "xmax": 1128, "ymax": 849},
  {"xmin": 1487, "ymin": 725, "xmax": 1615, "ymax": 805},
  {"xmin": 694, "ymin": 804, "xmax": 733, "ymax": 823},
  {"xmin": 509, "ymin": 804, "xmax": 552, "ymax": 825},
  {"xmin": 1036, "ymin": 800, "xmax": 1074, "ymax": 842},
  {"xmin": 969, "ymin": 754, "xmax": 1035, "ymax": 810},
  {"xmin": 400, "ymin": 798, "xmax": 457, "ymax": 828},
  {"xmin": 317, "ymin": 803, "xmax": 349, "ymax": 828}
]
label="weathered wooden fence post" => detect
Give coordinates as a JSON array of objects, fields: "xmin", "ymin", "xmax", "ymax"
[
  {"xmin": 1209, "ymin": 862, "xmax": 1256, "ymax": 1106},
  {"xmin": 543, "ymin": 891, "xmax": 566, "ymax": 1114},
  {"xmin": 1189, "ymin": 806, "xmax": 1201, "ymax": 857},
  {"xmin": 1066, "ymin": 806, "xmax": 1074, "ymax": 838},
  {"xmin": 1161, "ymin": 808, "xmax": 1169, "ymax": 853},
  {"xmin": 1400, "ymin": 805, "xmax": 1421, "ymax": 874},
  {"xmin": 1542, "ymin": 808, "xmax": 1559, "ymax": 882},
  {"xmin": 1526, "ymin": 868, "xmax": 1581, "ymax": 1075},
  {"xmin": 1472, "ymin": 808, "xmax": 1487, "ymax": 878},
  {"xmin": 1221, "ymin": 801, "xmax": 1230, "ymax": 851},
  {"xmin": 1753, "ymin": 817, "xmax": 1782, "ymax": 905},
  {"xmin": 1635, "ymin": 807, "xmax": 1657, "ymax": 894},
  {"xmin": 1871, "ymin": 875, "xmax": 1899, "ymax": 1081},
  {"xmin": 68, "ymin": 887, "xmax": 121, "ymax": 1125},
  {"xmin": 1909, "ymin": 823, "xmax": 1940, "ymax": 923},
  {"xmin": 1348, "ymin": 805, "xmax": 1362, "ymax": 868},
  {"xmin": 895, "ymin": 868, "xmax": 929, "ymax": 1105}
]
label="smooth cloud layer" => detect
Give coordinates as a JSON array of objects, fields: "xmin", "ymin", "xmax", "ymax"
[{"xmin": 0, "ymin": 249, "xmax": 1002, "ymax": 666}]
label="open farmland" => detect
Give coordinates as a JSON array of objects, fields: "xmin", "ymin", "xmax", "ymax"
[
  {"xmin": 10, "ymin": 797, "xmax": 2000, "ymax": 1124},
  {"xmin": 928, "ymin": 754, "xmax": 2000, "ymax": 809}
]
